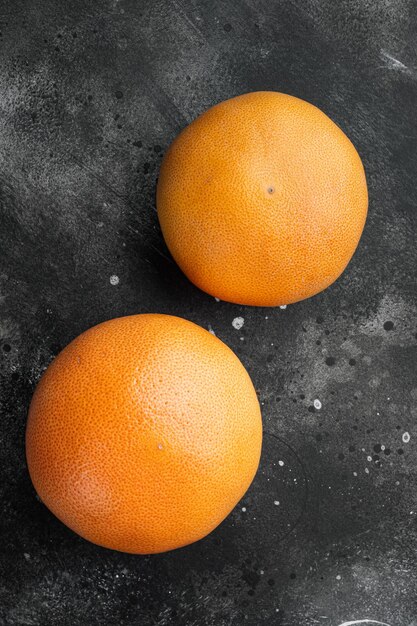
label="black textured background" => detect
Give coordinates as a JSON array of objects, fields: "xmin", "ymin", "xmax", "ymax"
[{"xmin": 1, "ymin": 1, "xmax": 417, "ymax": 625}]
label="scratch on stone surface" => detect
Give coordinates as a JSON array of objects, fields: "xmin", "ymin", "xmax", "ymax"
[
  {"xmin": 337, "ymin": 620, "xmax": 392, "ymax": 626},
  {"xmin": 380, "ymin": 50, "xmax": 408, "ymax": 71},
  {"xmin": 71, "ymin": 154, "xmax": 128, "ymax": 203},
  {"xmin": 264, "ymin": 432, "xmax": 312, "ymax": 542},
  {"xmin": 171, "ymin": 0, "xmax": 207, "ymax": 43},
  {"xmin": 149, "ymin": 244, "xmax": 175, "ymax": 264}
]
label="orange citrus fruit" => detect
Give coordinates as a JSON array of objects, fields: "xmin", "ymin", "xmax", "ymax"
[
  {"xmin": 26, "ymin": 314, "xmax": 262, "ymax": 554},
  {"xmin": 157, "ymin": 91, "xmax": 368, "ymax": 306}
]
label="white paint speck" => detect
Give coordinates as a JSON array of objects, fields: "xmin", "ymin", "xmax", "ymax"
[
  {"xmin": 395, "ymin": 481, "xmax": 400, "ymax": 486},
  {"xmin": 241, "ymin": 507, "xmax": 246, "ymax": 512},
  {"xmin": 367, "ymin": 456, "xmax": 372, "ymax": 462},
  {"xmin": 158, "ymin": 444, "xmax": 163, "ymax": 450},
  {"xmin": 214, "ymin": 297, "xmax": 220, "ymax": 302},
  {"xmin": 336, "ymin": 574, "xmax": 341, "ymax": 580},
  {"xmin": 278, "ymin": 460, "xmax": 284, "ymax": 467},
  {"xmin": 260, "ymin": 570, "xmax": 264, "ymax": 575},
  {"xmin": 208, "ymin": 324, "xmax": 216, "ymax": 336},
  {"xmin": 402, "ymin": 431, "xmax": 410, "ymax": 443},
  {"xmin": 110, "ymin": 274, "xmax": 120, "ymax": 286},
  {"xmin": 265, "ymin": 316, "xmax": 269, "ymax": 319},
  {"xmin": 381, "ymin": 444, "xmax": 386, "ymax": 451},
  {"xmin": 365, "ymin": 468, "xmax": 369, "ymax": 474},
  {"xmin": 232, "ymin": 317, "xmax": 244, "ymax": 330},
  {"xmin": 353, "ymin": 472, "xmax": 358, "ymax": 477},
  {"xmin": 314, "ymin": 399, "xmax": 322, "ymax": 410},
  {"xmin": 279, "ymin": 305, "xmax": 287, "ymax": 310},
  {"xmin": 274, "ymin": 500, "xmax": 280, "ymax": 506}
]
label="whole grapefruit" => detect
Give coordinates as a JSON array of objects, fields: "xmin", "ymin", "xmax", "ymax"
[
  {"xmin": 26, "ymin": 314, "xmax": 262, "ymax": 553},
  {"xmin": 157, "ymin": 91, "xmax": 368, "ymax": 306}
]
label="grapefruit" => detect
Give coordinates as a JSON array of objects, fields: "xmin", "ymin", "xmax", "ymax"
[
  {"xmin": 157, "ymin": 91, "xmax": 368, "ymax": 306},
  {"xmin": 26, "ymin": 314, "xmax": 262, "ymax": 554}
]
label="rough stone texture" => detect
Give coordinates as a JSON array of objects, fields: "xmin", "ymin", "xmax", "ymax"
[{"xmin": 1, "ymin": 1, "xmax": 417, "ymax": 625}]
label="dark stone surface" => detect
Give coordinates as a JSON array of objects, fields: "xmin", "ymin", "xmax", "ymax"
[{"xmin": 1, "ymin": 1, "xmax": 417, "ymax": 624}]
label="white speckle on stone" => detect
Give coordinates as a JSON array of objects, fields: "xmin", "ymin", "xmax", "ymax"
[
  {"xmin": 402, "ymin": 431, "xmax": 410, "ymax": 443},
  {"xmin": 381, "ymin": 444, "xmax": 385, "ymax": 451},
  {"xmin": 97, "ymin": 221, "xmax": 104, "ymax": 228},
  {"xmin": 214, "ymin": 297, "xmax": 220, "ymax": 302},
  {"xmin": 23, "ymin": 553, "xmax": 30, "ymax": 561},
  {"xmin": 260, "ymin": 569, "xmax": 265, "ymax": 575},
  {"xmin": 265, "ymin": 315, "xmax": 268, "ymax": 319},
  {"xmin": 278, "ymin": 460, "xmax": 284, "ymax": 467},
  {"xmin": 367, "ymin": 456, "xmax": 372, "ymax": 462},
  {"xmin": 240, "ymin": 336, "xmax": 244, "ymax": 341},
  {"xmin": 241, "ymin": 507, "xmax": 246, "ymax": 512},
  {"xmin": 365, "ymin": 467, "xmax": 369, "ymax": 474},
  {"xmin": 314, "ymin": 399, "xmax": 322, "ymax": 410},
  {"xmin": 353, "ymin": 472, "xmax": 358, "ymax": 477},
  {"xmin": 110, "ymin": 274, "xmax": 120, "ymax": 286},
  {"xmin": 274, "ymin": 500, "xmax": 280, "ymax": 506},
  {"xmin": 395, "ymin": 481, "xmax": 400, "ymax": 486},
  {"xmin": 336, "ymin": 574, "xmax": 341, "ymax": 580},
  {"xmin": 208, "ymin": 324, "xmax": 216, "ymax": 336},
  {"xmin": 232, "ymin": 317, "xmax": 244, "ymax": 330},
  {"xmin": 279, "ymin": 305, "xmax": 287, "ymax": 310}
]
